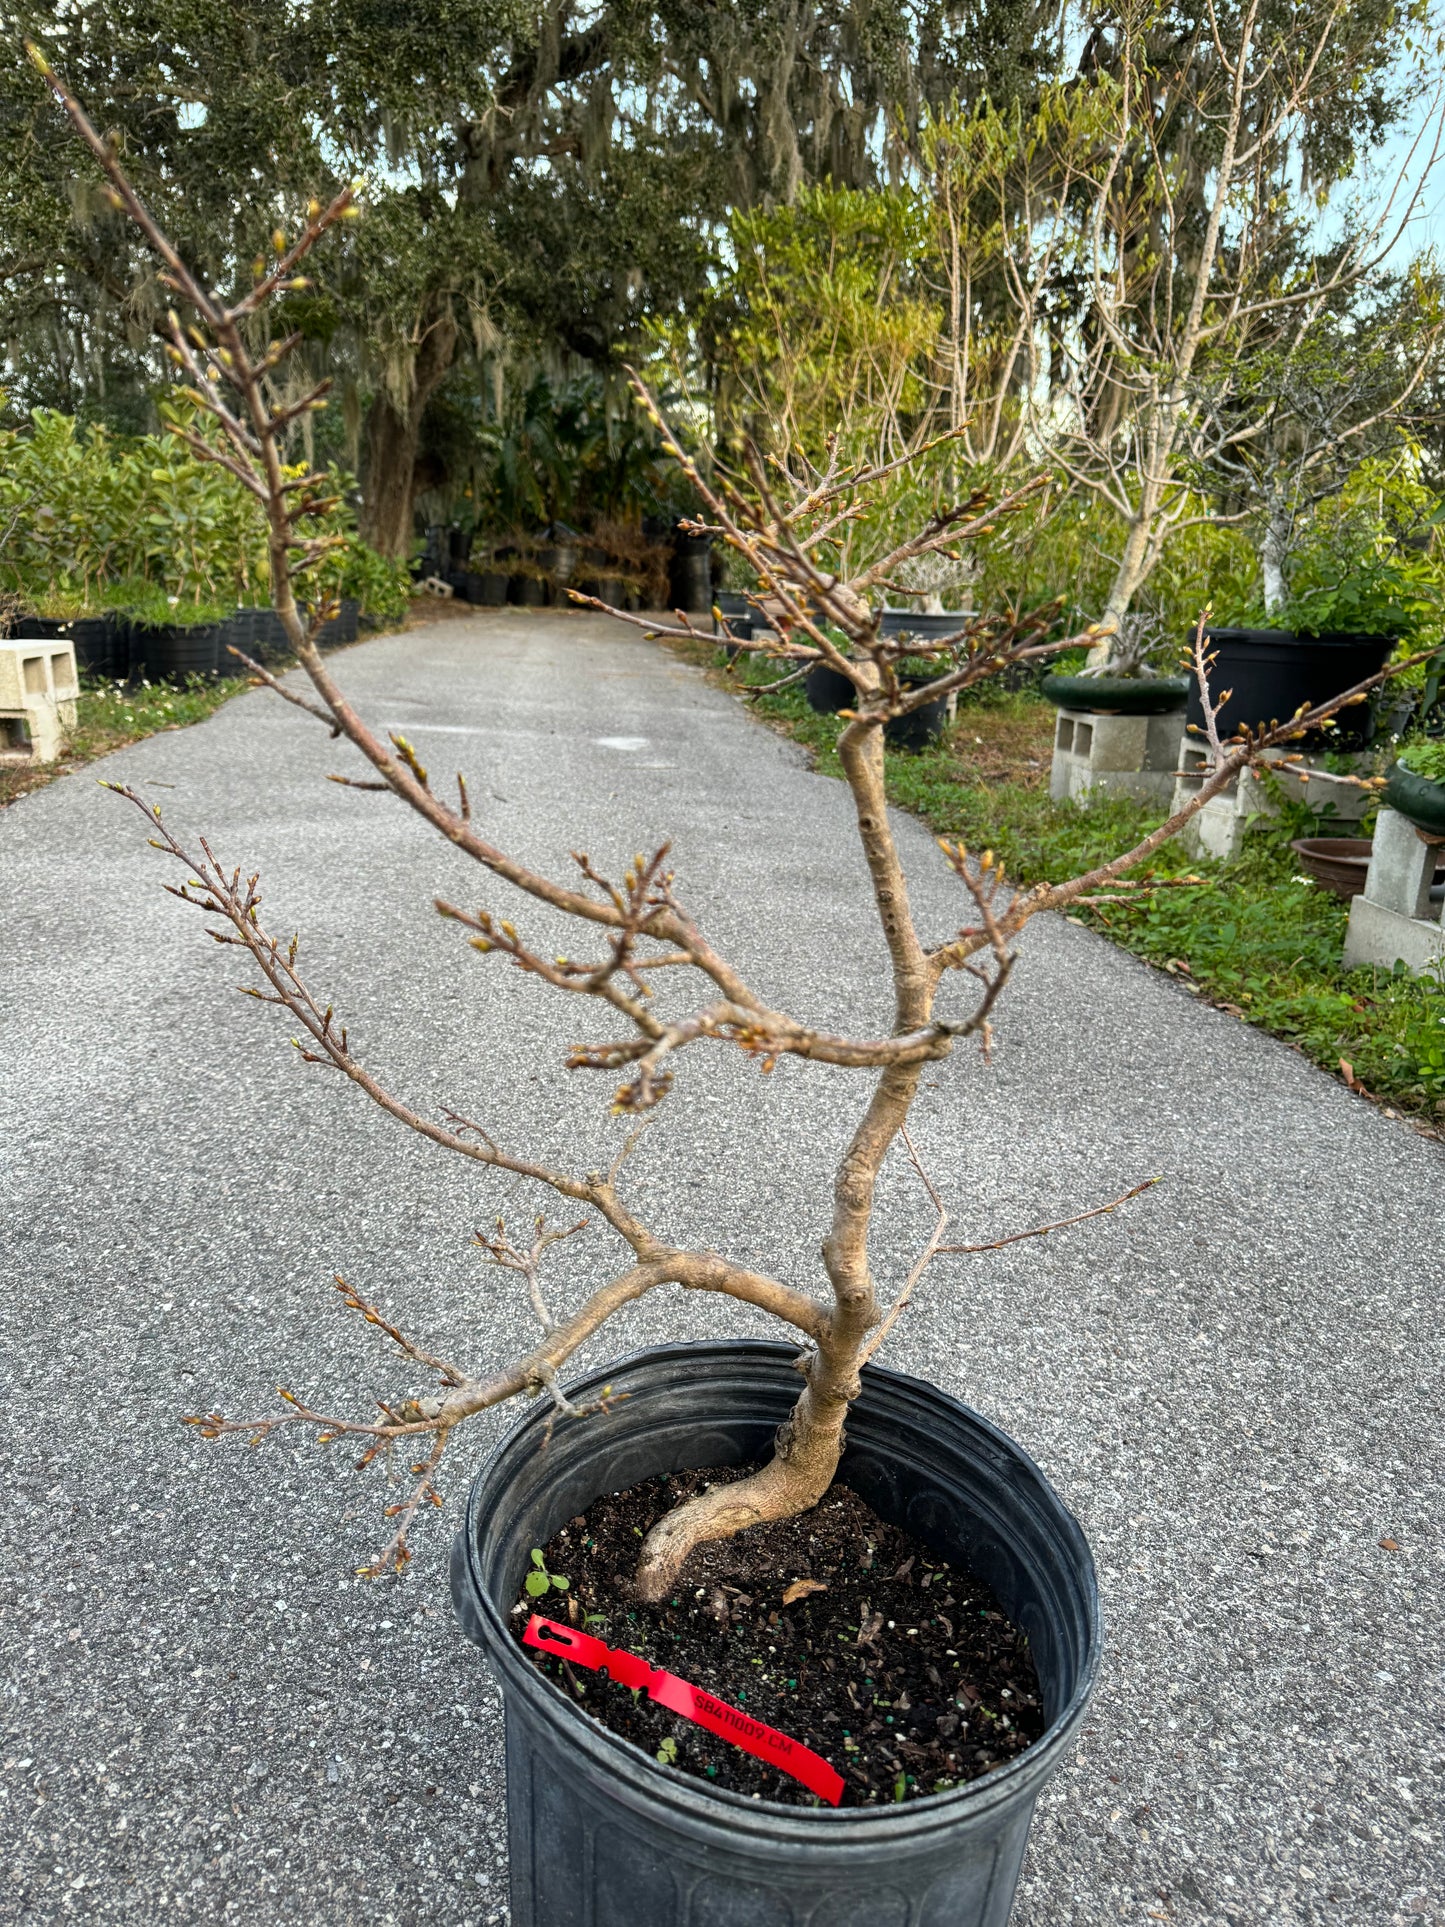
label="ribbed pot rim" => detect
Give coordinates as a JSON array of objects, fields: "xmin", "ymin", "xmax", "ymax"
[
  {"xmin": 456, "ymin": 1338, "xmax": 1101, "ymax": 1844},
  {"xmin": 1202, "ymin": 625, "xmax": 1400, "ymax": 648}
]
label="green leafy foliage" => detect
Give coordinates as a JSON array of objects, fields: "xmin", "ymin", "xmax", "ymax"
[
  {"xmin": 318, "ymin": 534, "xmax": 413, "ymax": 625},
  {"xmin": 1218, "ymin": 458, "xmax": 1445, "ymax": 643},
  {"xmin": 711, "ymin": 185, "xmax": 940, "ymax": 464},
  {"xmin": 456, "ymin": 373, "xmax": 682, "ymax": 535},
  {"xmin": 0, "ymin": 406, "xmax": 405, "ymax": 620},
  {"xmin": 5, "ymin": 0, "xmax": 1068, "ymax": 552},
  {"xmin": 1399, "ymin": 739, "xmax": 1445, "ymax": 782}
]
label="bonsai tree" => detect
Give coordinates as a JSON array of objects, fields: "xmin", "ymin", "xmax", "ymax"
[{"xmin": 35, "ymin": 52, "xmax": 1429, "ymax": 1598}]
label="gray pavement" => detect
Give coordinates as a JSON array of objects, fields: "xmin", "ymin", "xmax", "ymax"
[{"xmin": 1, "ymin": 609, "xmax": 1441, "ymax": 1926}]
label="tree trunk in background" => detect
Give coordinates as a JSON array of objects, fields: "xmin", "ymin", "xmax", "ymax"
[
  {"xmin": 359, "ymin": 397, "xmax": 427, "ymax": 558},
  {"xmin": 1260, "ymin": 482, "xmax": 1289, "ymax": 615},
  {"xmin": 358, "ymin": 314, "xmax": 460, "ymax": 558},
  {"xmin": 1088, "ymin": 511, "xmax": 1157, "ymax": 665}
]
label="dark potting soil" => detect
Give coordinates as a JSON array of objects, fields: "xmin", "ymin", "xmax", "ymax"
[{"xmin": 510, "ymin": 1465, "xmax": 1044, "ymax": 1808}]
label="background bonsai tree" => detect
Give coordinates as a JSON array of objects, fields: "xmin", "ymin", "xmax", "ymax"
[{"xmin": 35, "ymin": 52, "xmax": 1430, "ymax": 1598}]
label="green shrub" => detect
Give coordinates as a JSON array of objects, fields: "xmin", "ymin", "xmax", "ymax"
[
  {"xmin": 319, "ymin": 533, "xmax": 413, "ymax": 623},
  {"xmin": 0, "ymin": 405, "xmax": 403, "ymax": 624}
]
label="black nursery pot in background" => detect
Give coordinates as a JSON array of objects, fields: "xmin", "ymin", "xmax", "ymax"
[
  {"xmin": 312, "ymin": 597, "xmax": 360, "ymax": 648},
  {"xmin": 131, "ymin": 620, "xmax": 223, "ymax": 680},
  {"xmin": 876, "ymin": 609, "xmax": 969, "ymax": 644},
  {"xmin": 806, "ymin": 655, "xmax": 952, "ymax": 749},
  {"xmin": 244, "ymin": 607, "xmax": 290, "ymax": 664},
  {"xmin": 1186, "ymin": 627, "xmax": 1395, "ymax": 746},
  {"xmin": 886, "ymin": 687, "xmax": 950, "ymax": 751},
  {"xmin": 670, "ymin": 525, "xmax": 714, "ymax": 614},
  {"xmin": 452, "ymin": 1339, "xmax": 1100, "ymax": 1927},
  {"xmin": 806, "ymin": 659, "xmax": 857, "ymax": 713},
  {"xmin": 805, "ymin": 611, "xmax": 966, "ymax": 735},
  {"xmin": 713, "ymin": 591, "xmax": 754, "ymax": 644},
  {"xmin": 459, "ymin": 570, "xmax": 509, "ymax": 606}
]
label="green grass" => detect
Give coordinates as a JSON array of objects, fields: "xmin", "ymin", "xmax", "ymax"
[
  {"xmin": 717, "ymin": 650, "xmax": 1445, "ymax": 1126},
  {"xmin": 0, "ymin": 672, "xmax": 251, "ymax": 808}
]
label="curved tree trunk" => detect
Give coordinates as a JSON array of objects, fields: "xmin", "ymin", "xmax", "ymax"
[
  {"xmin": 358, "ymin": 313, "xmax": 460, "ymax": 559},
  {"xmin": 636, "ymin": 721, "xmax": 935, "ymax": 1601}
]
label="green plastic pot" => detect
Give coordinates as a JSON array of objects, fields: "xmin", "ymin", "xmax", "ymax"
[
  {"xmin": 1041, "ymin": 673, "xmax": 1189, "ymax": 715},
  {"xmin": 1384, "ymin": 762, "xmax": 1445, "ymax": 836}
]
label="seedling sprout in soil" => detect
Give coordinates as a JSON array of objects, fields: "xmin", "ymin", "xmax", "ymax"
[
  {"xmin": 523, "ymin": 1549, "xmax": 571, "ymax": 1599},
  {"xmin": 31, "ymin": 48, "xmax": 1435, "ymax": 1797}
]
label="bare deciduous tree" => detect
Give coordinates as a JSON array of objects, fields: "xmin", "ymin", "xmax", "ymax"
[
  {"xmin": 1033, "ymin": 0, "xmax": 1444, "ymax": 656},
  {"xmin": 34, "ymin": 49, "xmax": 1434, "ymax": 1597}
]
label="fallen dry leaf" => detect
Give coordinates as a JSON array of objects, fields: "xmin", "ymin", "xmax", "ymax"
[
  {"xmin": 781, "ymin": 1578, "xmax": 827, "ymax": 1606},
  {"xmin": 1339, "ymin": 1058, "xmax": 1374, "ymax": 1097}
]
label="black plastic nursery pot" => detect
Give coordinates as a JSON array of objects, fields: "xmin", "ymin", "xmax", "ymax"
[
  {"xmin": 580, "ymin": 575, "xmax": 625, "ymax": 607},
  {"xmin": 1384, "ymin": 762, "xmax": 1445, "ymax": 836},
  {"xmin": 539, "ymin": 544, "xmax": 578, "ymax": 589},
  {"xmin": 876, "ymin": 609, "xmax": 970, "ymax": 643},
  {"xmin": 452, "ymin": 1339, "xmax": 1100, "ymax": 1927},
  {"xmin": 472, "ymin": 571, "xmax": 510, "ymax": 606},
  {"xmin": 714, "ymin": 592, "xmax": 755, "ymax": 645},
  {"xmin": 885, "ymin": 692, "xmax": 950, "ymax": 751},
  {"xmin": 670, "ymin": 551, "xmax": 713, "ymax": 614},
  {"xmin": 132, "ymin": 620, "xmax": 223, "ymax": 680},
  {"xmin": 313, "ymin": 596, "xmax": 360, "ymax": 647},
  {"xmin": 213, "ymin": 611, "xmax": 253, "ymax": 672},
  {"xmin": 1041, "ymin": 672, "xmax": 1189, "ymax": 716},
  {"xmin": 805, "ymin": 660, "xmax": 856, "ymax": 713},
  {"xmin": 511, "ymin": 575, "xmax": 548, "ymax": 608},
  {"xmin": 805, "ymin": 660, "xmax": 949, "ymax": 746},
  {"xmin": 243, "ymin": 607, "xmax": 290, "ymax": 663},
  {"xmin": 1184, "ymin": 628, "xmax": 1394, "ymax": 746}
]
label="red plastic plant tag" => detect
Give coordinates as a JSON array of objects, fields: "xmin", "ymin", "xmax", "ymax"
[{"xmin": 523, "ymin": 1613, "xmax": 845, "ymax": 1806}]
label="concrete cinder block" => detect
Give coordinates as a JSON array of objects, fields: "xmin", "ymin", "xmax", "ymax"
[
  {"xmin": 0, "ymin": 704, "xmax": 63, "ymax": 763},
  {"xmin": 1172, "ymin": 739, "xmax": 1373, "ymax": 862},
  {"xmin": 1049, "ymin": 706, "xmax": 1184, "ymax": 806},
  {"xmin": 1363, "ymin": 807, "xmax": 1440, "ymax": 920},
  {"xmin": 1340, "ymin": 807, "xmax": 1445, "ymax": 974},
  {"xmin": 0, "ymin": 639, "xmax": 79, "ymax": 710},
  {"xmin": 1342, "ymin": 894, "xmax": 1445, "ymax": 973},
  {"xmin": 0, "ymin": 639, "xmax": 79, "ymax": 765}
]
